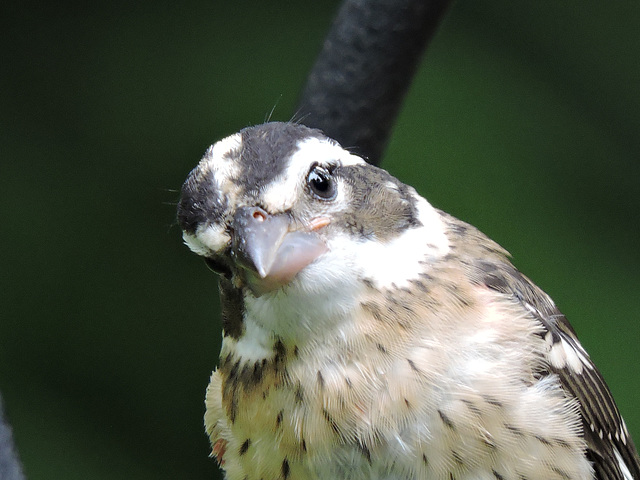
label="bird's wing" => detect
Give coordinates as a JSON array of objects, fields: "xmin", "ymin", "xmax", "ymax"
[{"xmin": 476, "ymin": 259, "xmax": 640, "ymax": 480}]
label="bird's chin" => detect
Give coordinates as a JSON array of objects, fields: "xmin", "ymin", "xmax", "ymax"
[{"xmin": 240, "ymin": 231, "xmax": 328, "ymax": 297}]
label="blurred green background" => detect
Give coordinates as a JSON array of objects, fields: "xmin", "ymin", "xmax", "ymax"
[{"xmin": 1, "ymin": 1, "xmax": 639, "ymax": 478}]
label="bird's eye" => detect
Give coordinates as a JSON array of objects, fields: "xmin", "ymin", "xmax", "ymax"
[{"xmin": 307, "ymin": 164, "xmax": 336, "ymax": 200}]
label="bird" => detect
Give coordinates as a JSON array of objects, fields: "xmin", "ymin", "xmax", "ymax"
[{"xmin": 177, "ymin": 121, "xmax": 640, "ymax": 480}]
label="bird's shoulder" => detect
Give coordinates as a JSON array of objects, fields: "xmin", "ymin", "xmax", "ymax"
[{"xmin": 442, "ymin": 212, "xmax": 640, "ymax": 480}]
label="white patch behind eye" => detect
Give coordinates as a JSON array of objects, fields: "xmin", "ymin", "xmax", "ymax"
[
  {"xmin": 330, "ymin": 196, "xmax": 450, "ymax": 290},
  {"xmin": 261, "ymin": 137, "xmax": 365, "ymax": 212}
]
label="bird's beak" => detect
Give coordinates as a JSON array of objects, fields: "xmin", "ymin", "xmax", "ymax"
[{"xmin": 230, "ymin": 206, "xmax": 329, "ymax": 296}]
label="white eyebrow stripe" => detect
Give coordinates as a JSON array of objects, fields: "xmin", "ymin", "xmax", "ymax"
[{"xmin": 260, "ymin": 137, "xmax": 364, "ymax": 212}]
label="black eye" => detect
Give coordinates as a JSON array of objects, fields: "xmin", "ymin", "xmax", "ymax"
[{"xmin": 307, "ymin": 164, "xmax": 336, "ymax": 200}]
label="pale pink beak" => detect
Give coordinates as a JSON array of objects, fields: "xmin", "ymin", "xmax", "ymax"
[{"xmin": 231, "ymin": 206, "xmax": 329, "ymax": 296}]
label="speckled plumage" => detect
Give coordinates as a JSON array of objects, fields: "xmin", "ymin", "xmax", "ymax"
[{"xmin": 178, "ymin": 122, "xmax": 640, "ymax": 480}]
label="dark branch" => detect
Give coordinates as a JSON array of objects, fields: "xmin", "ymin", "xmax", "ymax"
[{"xmin": 296, "ymin": 0, "xmax": 452, "ymax": 165}]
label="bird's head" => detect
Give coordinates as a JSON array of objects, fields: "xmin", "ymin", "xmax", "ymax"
[{"xmin": 178, "ymin": 122, "xmax": 450, "ymax": 308}]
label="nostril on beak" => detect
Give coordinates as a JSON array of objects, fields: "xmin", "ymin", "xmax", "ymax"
[
  {"xmin": 231, "ymin": 206, "xmax": 289, "ymax": 278},
  {"xmin": 252, "ymin": 209, "xmax": 266, "ymax": 222}
]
